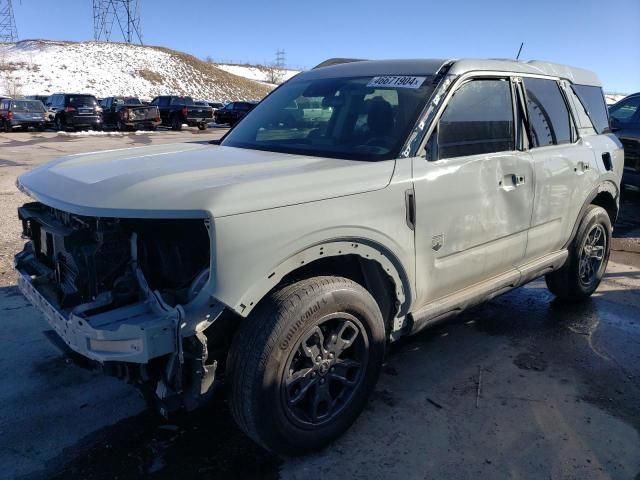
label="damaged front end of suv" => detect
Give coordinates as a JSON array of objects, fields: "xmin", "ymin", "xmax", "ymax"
[{"xmin": 14, "ymin": 202, "xmax": 226, "ymax": 412}]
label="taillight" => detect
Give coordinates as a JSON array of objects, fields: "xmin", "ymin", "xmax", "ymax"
[
  {"xmin": 154, "ymin": 117, "xmax": 160, "ymax": 123},
  {"xmin": 120, "ymin": 108, "xmax": 130, "ymax": 120},
  {"xmin": 64, "ymin": 106, "xmax": 76, "ymax": 113},
  {"xmin": 181, "ymin": 107, "xmax": 188, "ymax": 117},
  {"xmin": 7, "ymin": 111, "xmax": 13, "ymax": 120}
]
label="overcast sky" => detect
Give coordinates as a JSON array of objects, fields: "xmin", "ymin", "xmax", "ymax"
[{"xmin": 12, "ymin": 0, "xmax": 640, "ymax": 93}]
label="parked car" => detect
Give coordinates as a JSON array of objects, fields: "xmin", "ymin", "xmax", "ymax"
[
  {"xmin": 25, "ymin": 95, "xmax": 54, "ymax": 127},
  {"xmin": 100, "ymin": 96, "xmax": 161, "ymax": 131},
  {"xmin": 149, "ymin": 96, "xmax": 212, "ymax": 131},
  {"xmin": 0, "ymin": 98, "xmax": 46, "ymax": 132},
  {"xmin": 608, "ymin": 93, "xmax": 640, "ymax": 191},
  {"xmin": 207, "ymin": 101, "xmax": 224, "ymax": 111},
  {"xmin": 213, "ymin": 101, "xmax": 257, "ymax": 126},
  {"xmin": 46, "ymin": 93, "xmax": 102, "ymax": 131},
  {"xmin": 25, "ymin": 95, "xmax": 49, "ymax": 103},
  {"xmin": 14, "ymin": 58, "xmax": 623, "ymax": 455}
]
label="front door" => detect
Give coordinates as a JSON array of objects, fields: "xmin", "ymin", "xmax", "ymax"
[{"xmin": 412, "ymin": 77, "xmax": 534, "ymax": 308}]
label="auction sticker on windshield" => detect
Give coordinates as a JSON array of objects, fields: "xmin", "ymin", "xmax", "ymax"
[{"xmin": 367, "ymin": 76, "xmax": 427, "ymax": 89}]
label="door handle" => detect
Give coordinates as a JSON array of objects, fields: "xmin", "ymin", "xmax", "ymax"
[
  {"xmin": 499, "ymin": 174, "xmax": 525, "ymax": 190},
  {"xmin": 575, "ymin": 161, "xmax": 590, "ymax": 173}
]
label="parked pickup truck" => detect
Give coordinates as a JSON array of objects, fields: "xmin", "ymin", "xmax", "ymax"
[
  {"xmin": 14, "ymin": 58, "xmax": 623, "ymax": 455},
  {"xmin": 100, "ymin": 97, "xmax": 161, "ymax": 131},
  {"xmin": 150, "ymin": 96, "xmax": 212, "ymax": 131}
]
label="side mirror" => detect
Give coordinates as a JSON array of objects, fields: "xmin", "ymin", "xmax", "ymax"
[{"xmin": 609, "ymin": 117, "xmax": 621, "ymax": 132}]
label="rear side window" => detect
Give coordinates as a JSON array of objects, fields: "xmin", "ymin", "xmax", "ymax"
[
  {"xmin": 609, "ymin": 96, "xmax": 640, "ymax": 125},
  {"xmin": 437, "ymin": 79, "xmax": 514, "ymax": 159},
  {"xmin": 523, "ymin": 78, "xmax": 572, "ymax": 147},
  {"xmin": 572, "ymin": 85, "xmax": 609, "ymax": 134},
  {"xmin": 158, "ymin": 97, "xmax": 169, "ymax": 107}
]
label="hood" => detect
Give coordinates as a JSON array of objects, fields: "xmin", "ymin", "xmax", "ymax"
[{"xmin": 18, "ymin": 143, "xmax": 395, "ymax": 218}]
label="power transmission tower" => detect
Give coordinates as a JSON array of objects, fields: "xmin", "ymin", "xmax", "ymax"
[
  {"xmin": 0, "ymin": 0, "xmax": 18, "ymax": 42},
  {"xmin": 93, "ymin": 0, "xmax": 143, "ymax": 44},
  {"xmin": 275, "ymin": 49, "xmax": 286, "ymax": 69}
]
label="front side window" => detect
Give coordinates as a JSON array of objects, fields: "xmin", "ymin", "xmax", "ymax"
[
  {"xmin": 158, "ymin": 97, "xmax": 169, "ymax": 107},
  {"xmin": 609, "ymin": 96, "xmax": 640, "ymax": 126},
  {"xmin": 523, "ymin": 78, "xmax": 572, "ymax": 147},
  {"xmin": 222, "ymin": 75, "xmax": 437, "ymax": 161},
  {"xmin": 436, "ymin": 78, "xmax": 514, "ymax": 160},
  {"xmin": 572, "ymin": 84, "xmax": 609, "ymax": 134}
]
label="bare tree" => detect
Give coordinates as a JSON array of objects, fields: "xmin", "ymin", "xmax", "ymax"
[
  {"xmin": 2, "ymin": 71, "xmax": 22, "ymax": 97},
  {"xmin": 263, "ymin": 64, "xmax": 284, "ymax": 84}
]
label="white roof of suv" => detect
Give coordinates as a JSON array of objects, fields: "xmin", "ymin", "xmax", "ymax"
[{"xmin": 305, "ymin": 58, "xmax": 601, "ymax": 87}]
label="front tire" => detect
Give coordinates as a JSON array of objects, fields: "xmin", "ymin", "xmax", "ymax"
[
  {"xmin": 546, "ymin": 205, "xmax": 611, "ymax": 302},
  {"xmin": 227, "ymin": 276, "xmax": 386, "ymax": 455}
]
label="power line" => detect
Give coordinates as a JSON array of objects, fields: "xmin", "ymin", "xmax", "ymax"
[
  {"xmin": 93, "ymin": 0, "xmax": 143, "ymax": 44},
  {"xmin": 0, "ymin": 0, "xmax": 18, "ymax": 42},
  {"xmin": 275, "ymin": 49, "xmax": 286, "ymax": 69}
]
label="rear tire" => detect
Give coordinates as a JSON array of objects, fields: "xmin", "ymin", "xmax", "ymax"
[
  {"xmin": 197, "ymin": 122, "xmax": 207, "ymax": 131},
  {"xmin": 227, "ymin": 276, "xmax": 386, "ymax": 455},
  {"xmin": 545, "ymin": 205, "xmax": 611, "ymax": 302},
  {"xmin": 3, "ymin": 120, "xmax": 11, "ymax": 133},
  {"xmin": 171, "ymin": 115, "xmax": 182, "ymax": 131}
]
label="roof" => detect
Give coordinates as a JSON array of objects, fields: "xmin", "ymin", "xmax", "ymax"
[{"xmin": 300, "ymin": 58, "xmax": 601, "ymax": 87}]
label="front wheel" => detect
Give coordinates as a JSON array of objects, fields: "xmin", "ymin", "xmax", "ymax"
[
  {"xmin": 546, "ymin": 205, "xmax": 611, "ymax": 302},
  {"xmin": 227, "ymin": 276, "xmax": 386, "ymax": 455}
]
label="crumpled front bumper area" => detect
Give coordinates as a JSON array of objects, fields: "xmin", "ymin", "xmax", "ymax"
[{"xmin": 15, "ymin": 248, "xmax": 178, "ymax": 364}]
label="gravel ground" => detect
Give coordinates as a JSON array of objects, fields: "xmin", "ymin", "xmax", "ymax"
[{"xmin": 0, "ymin": 129, "xmax": 639, "ymax": 479}]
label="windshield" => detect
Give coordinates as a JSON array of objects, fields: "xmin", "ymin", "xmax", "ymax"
[
  {"xmin": 11, "ymin": 100, "xmax": 45, "ymax": 112},
  {"xmin": 222, "ymin": 75, "xmax": 437, "ymax": 161}
]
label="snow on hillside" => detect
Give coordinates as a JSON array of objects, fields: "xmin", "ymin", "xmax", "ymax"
[
  {"xmin": 216, "ymin": 64, "xmax": 300, "ymax": 85},
  {"xmin": 0, "ymin": 40, "xmax": 272, "ymax": 101},
  {"xmin": 605, "ymin": 93, "xmax": 627, "ymax": 105}
]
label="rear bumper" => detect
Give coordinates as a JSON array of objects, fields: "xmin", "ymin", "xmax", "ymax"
[
  {"xmin": 14, "ymin": 248, "xmax": 177, "ymax": 364},
  {"xmin": 67, "ymin": 115, "xmax": 102, "ymax": 126},
  {"xmin": 186, "ymin": 117, "xmax": 212, "ymax": 125}
]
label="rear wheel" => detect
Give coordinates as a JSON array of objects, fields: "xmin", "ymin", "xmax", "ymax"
[
  {"xmin": 171, "ymin": 115, "xmax": 182, "ymax": 131},
  {"xmin": 197, "ymin": 122, "xmax": 207, "ymax": 131},
  {"xmin": 3, "ymin": 120, "xmax": 12, "ymax": 133},
  {"xmin": 546, "ymin": 205, "xmax": 611, "ymax": 302},
  {"xmin": 55, "ymin": 117, "xmax": 64, "ymax": 132},
  {"xmin": 227, "ymin": 276, "xmax": 386, "ymax": 455}
]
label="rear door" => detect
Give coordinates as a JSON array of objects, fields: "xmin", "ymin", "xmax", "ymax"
[
  {"xmin": 412, "ymin": 76, "xmax": 534, "ymax": 306},
  {"xmin": 521, "ymin": 77, "xmax": 599, "ymax": 260}
]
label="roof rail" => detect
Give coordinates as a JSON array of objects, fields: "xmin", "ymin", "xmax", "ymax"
[{"xmin": 313, "ymin": 58, "xmax": 367, "ymax": 69}]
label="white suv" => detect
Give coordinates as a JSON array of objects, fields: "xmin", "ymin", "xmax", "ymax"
[{"xmin": 15, "ymin": 58, "xmax": 622, "ymax": 454}]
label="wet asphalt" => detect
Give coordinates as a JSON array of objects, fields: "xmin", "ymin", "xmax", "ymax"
[{"xmin": 0, "ymin": 131, "xmax": 639, "ymax": 479}]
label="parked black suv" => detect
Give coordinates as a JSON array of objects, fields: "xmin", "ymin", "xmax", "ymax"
[
  {"xmin": 213, "ymin": 101, "xmax": 258, "ymax": 126},
  {"xmin": 46, "ymin": 93, "xmax": 102, "ymax": 131},
  {"xmin": 609, "ymin": 93, "xmax": 640, "ymax": 191}
]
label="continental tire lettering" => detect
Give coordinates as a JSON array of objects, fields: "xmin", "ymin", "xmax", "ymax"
[{"xmin": 279, "ymin": 299, "xmax": 326, "ymax": 351}]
